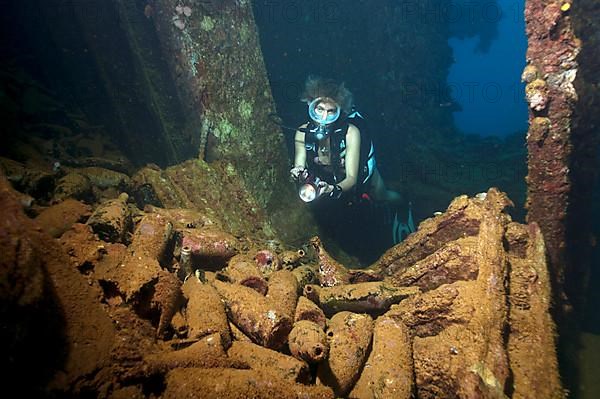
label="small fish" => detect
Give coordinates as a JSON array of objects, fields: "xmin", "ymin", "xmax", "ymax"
[
  {"xmin": 173, "ymin": 18, "xmax": 185, "ymax": 30},
  {"xmin": 144, "ymin": 4, "xmax": 154, "ymax": 19}
]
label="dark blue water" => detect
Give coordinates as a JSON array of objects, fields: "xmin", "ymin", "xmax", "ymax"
[
  {"xmin": 254, "ymin": 0, "xmax": 528, "ymax": 265},
  {"xmin": 448, "ymin": 0, "xmax": 528, "ymax": 136}
]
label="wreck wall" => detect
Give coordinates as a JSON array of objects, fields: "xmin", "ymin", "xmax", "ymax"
[
  {"xmin": 524, "ymin": 0, "xmax": 600, "ymax": 393},
  {"xmin": 525, "ymin": 0, "xmax": 600, "ymax": 315},
  {"xmin": 523, "ymin": 0, "xmax": 578, "ymax": 308},
  {"xmin": 149, "ymin": 0, "xmax": 293, "ymax": 211},
  {"xmin": 0, "ymin": 0, "xmax": 196, "ymax": 166},
  {"xmin": 568, "ymin": 0, "xmax": 600, "ymax": 320},
  {"xmin": 0, "ymin": 0, "xmax": 307, "ymax": 239}
]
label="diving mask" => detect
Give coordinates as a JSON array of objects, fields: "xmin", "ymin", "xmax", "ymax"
[{"xmin": 308, "ymin": 98, "xmax": 340, "ymax": 140}]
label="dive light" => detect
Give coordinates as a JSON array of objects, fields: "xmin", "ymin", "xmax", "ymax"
[{"xmin": 298, "ymin": 172, "xmax": 322, "ymax": 202}]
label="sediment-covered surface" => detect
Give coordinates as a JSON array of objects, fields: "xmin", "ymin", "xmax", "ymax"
[{"xmin": 1, "ymin": 158, "xmax": 562, "ymax": 397}]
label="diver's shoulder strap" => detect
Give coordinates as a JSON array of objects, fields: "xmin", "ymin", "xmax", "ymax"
[{"xmin": 347, "ymin": 110, "xmax": 364, "ymax": 120}]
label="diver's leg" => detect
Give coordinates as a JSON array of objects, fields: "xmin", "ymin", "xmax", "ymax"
[
  {"xmin": 371, "ymin": 168, "xmax": 402, "ymax": 204},
  {"xmin": 370, "ymin": 168, "xmax": 415, "ymax": 244},
  {"xmin": 369, "ymin": 167, "xmax": 406, "ymax": 244}
]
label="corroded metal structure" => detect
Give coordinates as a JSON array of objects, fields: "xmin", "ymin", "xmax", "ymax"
[
  {"xmin": 523, "ymin": 0, "xmax": 579, "ymax": 310},
  {"xmin": 524, "ymin": 0, "xmax": 600, "ymax": 324}
]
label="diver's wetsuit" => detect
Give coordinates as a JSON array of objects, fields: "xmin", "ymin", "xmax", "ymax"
[
  {"xmin": 302, "ymin": 112, "xmax": 387, "ymax": 264},
  {"xmin": 303, "ymin": 111, "xmax": 375, "ymax": 201}
]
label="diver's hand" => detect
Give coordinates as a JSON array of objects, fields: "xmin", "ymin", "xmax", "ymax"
[
  {"xmin": 317, "ymin": 181, "xmax": 333, "ymax": 195},
  {"xmin": 290, "ymin": 166, "xmax": 308, "ymax": 181},
  {"xmin": 317, "ymin": 181, "xmax": 342, "ymax": 199}
]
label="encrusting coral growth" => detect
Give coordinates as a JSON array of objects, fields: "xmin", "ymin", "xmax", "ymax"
[{"xmin": 1, "ymin": 155, "xmax": 563, "ymax": 398}]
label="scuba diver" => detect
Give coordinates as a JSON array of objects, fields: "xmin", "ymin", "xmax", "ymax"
[{"xmin": 290, "ymin": 76, "xmax": 414, "ymax": 248}]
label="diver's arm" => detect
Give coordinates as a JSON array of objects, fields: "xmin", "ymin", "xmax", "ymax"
[
  {"xmin": 290, "ymin": 126, "xmax": 308, "ymax": 181},
  {"xmin": 293, "ymin": 125, "xmax": 308, "ymax": 168},
  {"xmin": 338, "ymin": 124, "xmax": 360, "ymax": 191}
]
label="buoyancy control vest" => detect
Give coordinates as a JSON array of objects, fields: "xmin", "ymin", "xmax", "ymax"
[{"xmin": 302, "ymin": 111, "xmax": 375, "ymax": 198}]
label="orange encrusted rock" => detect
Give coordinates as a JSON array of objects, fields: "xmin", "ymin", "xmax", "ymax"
[
  {"xmin": 227, "ymin": 340, "xmax": 309, "ymax": 383},
  {"xmin": 182, "ymin": 276, "xmax": 231, "ymax": 348},
  {"xmin": 133, "ymin": 333, "xmax": 235, "ymax": 378},
  {"xmin": 310, "ymin": 236, "xmax": 350, "ymax": 287},
  {"xmin": 163, "ymin": 368, "xmax": 334, "ymax": 399},
  {"xmin": 223, "ymin": 255, "xmax": 268, "ymax": 295},
  {"xmin": 266, "ymin": 269, "xmax": 299, "ymax": 318},
  {"xmin": 350, "ymin": 316, "xmax": 413, "ymax": 399},
  {"xmin": 212, "ymin": 280, "xmax": 292, "ymax": 350},
  {"xmin": 317, "ymin": 312, "xmax": 373, "ymax": 397},
  {"xmin": 86, "ymin": 193, "xmax": 131, "ymax": 243},
  {"xmin": 294, "ymin": 296, "xmax": 326, "ymax": 330},
  {"xmin": 309, "ymin": 281, "xmax": 420, "ymax": 317},
  {"xmin": 288, "ymin": 320, "xmax": 329, "ymax": 364},
  {"xmin": 292, "ymin": 264, "xmax": 319, "ymax": 292}
]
